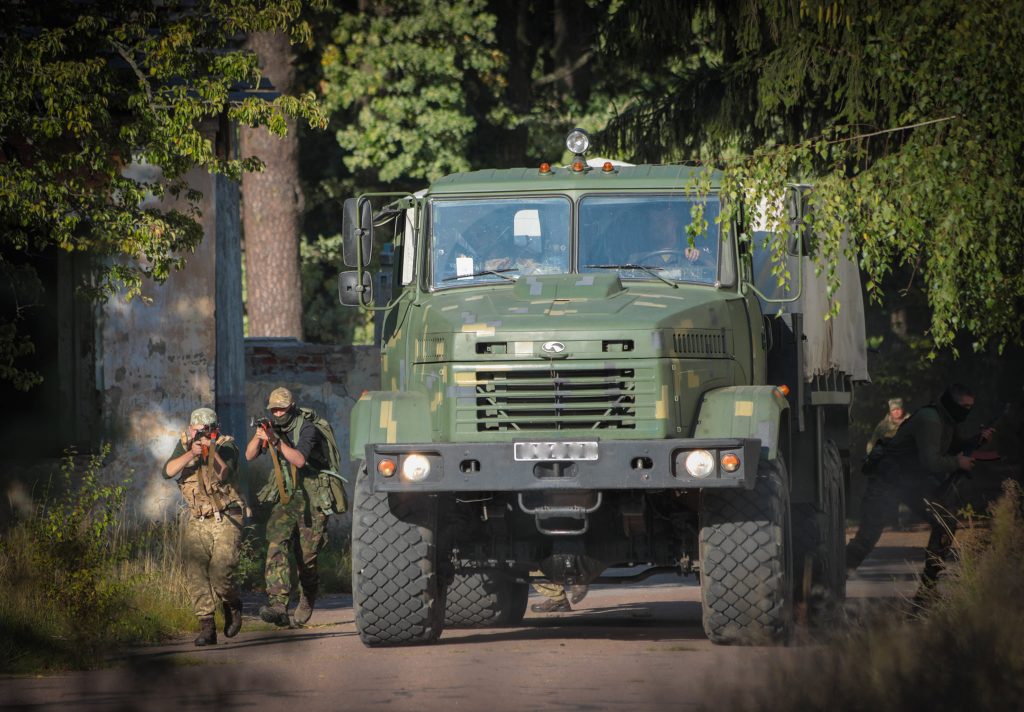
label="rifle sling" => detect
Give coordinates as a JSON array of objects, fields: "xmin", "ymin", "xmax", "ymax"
[
  {"xmin": 196, "ymin": 447, "xmax": 228, "ymax": 512},
  {"xmin": 267, "ymin": 442, "xmax": 293, "ymax": 505}
]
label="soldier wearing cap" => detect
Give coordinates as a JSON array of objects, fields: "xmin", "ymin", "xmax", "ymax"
[
  {"xmin": 164, "ymin": 407, "xmax": 247, "ymax": 646},
  {"xmin": 866, "ymin": 397, "xmax": 909, "ymax": 454},
  {"xmin": 245, "ymin": 387, "xmax": 328, "ymax": 627}
]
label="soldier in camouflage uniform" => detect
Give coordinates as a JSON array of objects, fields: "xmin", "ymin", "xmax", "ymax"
[
  {"xmin": 245, "ymin": 387, "xmax": 328, "ymax": 627},
  {"xmin": 164, "ymin": 407, "xmax": 248, "ymax": 646},
  {"xmin": 866, "ymin": 397, "xmax": 909, "ymax": 454}
]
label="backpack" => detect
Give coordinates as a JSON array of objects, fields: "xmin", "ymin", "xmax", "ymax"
[{"xmin": 294, "ymin": 407, "xmax": 348, "ymax": 515}]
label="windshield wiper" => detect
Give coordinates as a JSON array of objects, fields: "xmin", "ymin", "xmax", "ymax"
[
  {"xmin": 441, "ymin": 267, "xmax": 518, "ymax": 282},
  {"xmin": 585, "ymin": 264, "xmax": 678, "ymax": 288}
]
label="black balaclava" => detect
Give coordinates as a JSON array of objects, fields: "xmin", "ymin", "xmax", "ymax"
[
  {"xmin": 271, "ymin": 404, "xmax": 297, "ymax": 429},
  {"xmin": 940, "ymin": 387, "xmax": 971, "ymax": 423}
]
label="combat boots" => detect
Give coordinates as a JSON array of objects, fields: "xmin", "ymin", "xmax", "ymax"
[
  {"xmin": 258, "ymin": 603, "xmax": 290, "ymax": 627},
  {"xmin": 530, "ymin": 597, "xmax": 571, "ymax": 613},
  {"xmin": 223, "ymin": 600, "xmax": 243, "ymax": 638},
  {"xmin": 194, "ymin": 616, "xmax": 217, "ymax": 646},
  {"xmin": 294, "ymin": 588, "xmax": 316, "ymax": 625}
]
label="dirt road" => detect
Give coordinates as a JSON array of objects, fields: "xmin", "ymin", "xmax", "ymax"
[{"xmin": 1, "ymin": 530, "xmax": 928, "ymax": 712}]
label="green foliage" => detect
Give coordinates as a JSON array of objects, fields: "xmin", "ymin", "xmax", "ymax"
[
  {"xmin": 26, "ymin": 446, "xmax": 130, "ymax": 628},
  {"xmin": 318, "ymin": 526, "xmax": 353, "ymax": 594},
  {"xmin": 0, "ymin": 0, "xmax": 327, "ymax": 386},
  {"xmin": 0, "ymin": 446, "xmax": 193, "ymax": 672},
  {"xmin": 601, "ymin": 0, "xmax": 1024, "ymax": 352},
  {"xmin": 322, "ymin": 0, "xmax": 507, "ymax": 184}
]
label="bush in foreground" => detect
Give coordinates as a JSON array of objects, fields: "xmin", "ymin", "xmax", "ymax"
[
  {"xmin": 0, "ymin": 448, "xmax": 192, "ymax": 673},
  {"xmin": 708, "ymin": 479, "xmax": 1024, "ymax": 711}
]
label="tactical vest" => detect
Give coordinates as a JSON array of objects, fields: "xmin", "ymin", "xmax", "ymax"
[{"xmin": 177, "ymin": 434, "xmax": 245, "ymax": 519}]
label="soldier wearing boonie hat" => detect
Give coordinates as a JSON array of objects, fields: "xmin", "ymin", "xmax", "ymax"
[
  {"xmin": 164, "ymin": 406, "xmax": 247, "ymax": 646},
  {"xmin": 246, "ymin": 386, "xmax": 328, "ymax": 628}
]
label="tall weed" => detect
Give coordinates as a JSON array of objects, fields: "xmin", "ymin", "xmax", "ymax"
[
  {"xmin": 705, "ymin": 479, "xmax": 1024, "ymax": 711},
  {"xmin": 0, "ymin": 447, "xmax": 192, "ymax": 673}
]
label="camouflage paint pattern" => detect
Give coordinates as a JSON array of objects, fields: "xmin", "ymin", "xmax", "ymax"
[
  {"xmin": 182, "ymin": 511, "xmax": 244, "ymax": 617},
  {"xmin": 264, "ymin": 487, "xmax": 328, "ymax": 607}
]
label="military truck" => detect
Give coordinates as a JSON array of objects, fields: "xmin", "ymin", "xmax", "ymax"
[{"xmin": 339, "ymin": 129, "xmax": 867, "ymax": 647}]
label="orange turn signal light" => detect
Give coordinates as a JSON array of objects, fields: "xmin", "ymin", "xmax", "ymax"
[
  {"xmin": 572, "ymin": 160, "xmax": 585, "ymax": 172},
  {"xmin": 377, "ymin": 458, "xmax": 397, "ymax": 477},
  {"xmin": 539, "ymin": 162, "xmax": 551, "ymax": 174},
  {"xmin": 776, "ymin": 384, "xmax": 790, "ymax": 396},
  {"xmin": 721, "ymin": 453, "xmax": 741, "ymax": 472}
]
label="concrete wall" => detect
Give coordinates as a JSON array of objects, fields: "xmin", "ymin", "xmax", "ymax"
[
  {"xmin": 97, "ymin": 161, "xmax": 377, "ymax": 520},
  {"xmin": 100, "ymin": 167, "xmax": 219, "ymax": 519}
]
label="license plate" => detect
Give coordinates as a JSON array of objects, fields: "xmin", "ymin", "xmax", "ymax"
[{"xmin": 513, "ymin": 441, "xmax": 599, "ymax": 462}]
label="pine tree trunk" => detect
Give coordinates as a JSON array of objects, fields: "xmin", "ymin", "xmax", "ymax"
[{"xmin": 239, "ymin": 31, "xmax": 304, "ymax": 339}]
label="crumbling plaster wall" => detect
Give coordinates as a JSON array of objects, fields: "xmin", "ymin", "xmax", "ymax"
[{"xmin": 100, "ymin": 167, "xmax": 218, "ymax": 519}]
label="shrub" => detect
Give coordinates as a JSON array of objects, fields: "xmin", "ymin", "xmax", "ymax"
[
  {"xmin": 703, "ymin": 480, "xmax": 1024, "ymax": 712},
  {"xmin": 0, "ymin": 447, "xmax": 192, "ymax": 673}
]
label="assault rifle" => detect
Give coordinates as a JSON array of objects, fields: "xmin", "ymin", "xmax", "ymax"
[
  {"xmin": 250, "ymin": 415, "xmax": 291, "ymax": 504},
  {"xmin": 937, "ymin": 403, "xmax": 1008, "ymax": 496}
]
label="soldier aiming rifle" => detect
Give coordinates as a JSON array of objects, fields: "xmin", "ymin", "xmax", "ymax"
[{"xmin": 163, "ymin": 407, "xmax": 249, "ymax": 646}]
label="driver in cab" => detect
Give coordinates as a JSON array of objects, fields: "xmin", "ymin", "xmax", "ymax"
[{"xmin": 627, "ymin": 202, "xmax": 713, "ymax": 279}]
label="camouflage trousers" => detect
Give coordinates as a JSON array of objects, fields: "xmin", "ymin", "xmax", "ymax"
[
  {"xmin": 530, "ymin": 569, "xmax": 567, "ymax": 602},
  {"xmin": 182, "ymin": 510, "xmax": 244, "ymax": 617},
  {"xmin": 532, "ymin": 580, "xmax": 568, "ymax": 602},
  {"xmin": 264, "ymin": 488, "xmax": 328, "ymax": 608}
]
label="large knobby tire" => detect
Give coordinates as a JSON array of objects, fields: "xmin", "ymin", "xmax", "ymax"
[
  {"xmin": 352, "ymin": 464, "xmax": 445, "ymax": 646},
  {"xmin": 444, "ymin": 569, "xmax": 513, "ymax": 628},
  {"xmin": 699, "ymin": 456, "xmax": 793, "ymax": 645},
  {"xmin": 792, "ymin": 440, "xmax": 847, "ymax": 607}
]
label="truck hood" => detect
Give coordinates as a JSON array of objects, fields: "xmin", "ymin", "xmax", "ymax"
[{"xmin": 415, "ymin": 274, "xmax": 741, "ymax": 362}]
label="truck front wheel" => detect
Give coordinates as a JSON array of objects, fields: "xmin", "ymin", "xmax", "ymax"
[
  {"xmin": 699, "ymin": 456, "xmax": 793, "ymax": 645},
  {"xmin": 444, "ymin": 570, "xmax": 530, "ymax": 628},
  {"xmin": 352, "ymin": 463, "xmax": 445, "ymax": 646}
]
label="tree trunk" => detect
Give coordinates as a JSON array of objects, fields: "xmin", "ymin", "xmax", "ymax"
[{"xmin": 239, "ymin": 31, "xmax": 304, "ymax": 339}]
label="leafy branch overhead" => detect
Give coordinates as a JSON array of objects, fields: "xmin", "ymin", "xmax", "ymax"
[
  {"xmin": 0, "ymin": 0, "xmax": 327, "ymax": 387},
  {"xmin": 600, "ymin": 0, "xmax": 1024, "ymax": 352}
]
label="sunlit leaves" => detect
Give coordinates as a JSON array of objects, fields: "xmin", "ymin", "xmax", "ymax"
[
  {"xmin": 0, "ymin": 1, "xmax": 328, "ymax": 386},
  {"xmin": 604, "ymin": 0, "xmax": 1024, "ymax": 352},
  {"xmin": 321, "ymin": 0, "xmax": 507, "ymax": 183}
]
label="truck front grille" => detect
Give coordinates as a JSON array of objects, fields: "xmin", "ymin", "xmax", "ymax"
[{"xmin": 468, "ymin": 366, "xmax": 640, "ymax": 431}]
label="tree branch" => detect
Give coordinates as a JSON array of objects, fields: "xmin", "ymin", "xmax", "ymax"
[{"xmin": 534, "ymin": 50, "xmax": 593, "ymax": 87}]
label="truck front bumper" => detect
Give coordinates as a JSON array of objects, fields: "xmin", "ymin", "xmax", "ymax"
[{"xmin": 364, "ymin": 438, "xmax": 762, "ymax": 493}]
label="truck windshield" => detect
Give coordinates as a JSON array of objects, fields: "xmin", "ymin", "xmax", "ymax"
[
  {"xmin": 430, "ymin": 197, "xmax": 571, "ymax": 288},
  {"xmin": 578, "ymin": 195, "xmax": 723, "ymax": 285}
]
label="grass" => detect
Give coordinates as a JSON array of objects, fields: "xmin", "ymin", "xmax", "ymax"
[
  {"xmin": 0, "ymin": 451, "xmax": 195, "ymax": 673},
  {"xmin": 704, "ymin": 479, "xmax": 1024, "ymax": 711},
  {"xmin": 0, "ymin": 448, "xmax": 353, "ymax": 674}
]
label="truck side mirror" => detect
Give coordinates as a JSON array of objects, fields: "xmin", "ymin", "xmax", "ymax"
[
  {"xmin": 338, "ymin": 270, "xmax": 373, "ymax": 307},
  {"xmin": 342, "ymin": 198, "xmax": 374, "ymax": 267}
]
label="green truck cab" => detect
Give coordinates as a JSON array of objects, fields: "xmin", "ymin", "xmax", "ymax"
[{"xmin": 340, "ymin": 130, "xmax": 866, "ymax": 646}]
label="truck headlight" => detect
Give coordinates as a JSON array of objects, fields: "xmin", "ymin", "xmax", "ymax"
[
  {"xmin": 401, "ymin": 454, "xmax": 431, "ymax": 482},
  {"xmin": 565, "ymin": 128, "xmax": 590, "ymax": 155},
  {"xmin": 684, "ymin": 450, "xmax": 716, "ymax": 478}
]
